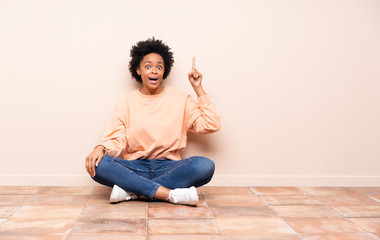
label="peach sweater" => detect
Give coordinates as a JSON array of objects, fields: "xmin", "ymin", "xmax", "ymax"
[{"xmin": 99, "ymin": 87, "xmax": 221, "ymax": 160}]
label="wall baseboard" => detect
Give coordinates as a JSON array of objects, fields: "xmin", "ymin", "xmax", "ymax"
[{"xmin": 0, "ymin": 174, "xmax": 379, "ymax": 186}]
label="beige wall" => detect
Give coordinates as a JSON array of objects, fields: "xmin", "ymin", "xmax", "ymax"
[{"xmin": 0, "ymin": 0, "xmax": 379, "ymax": 186}]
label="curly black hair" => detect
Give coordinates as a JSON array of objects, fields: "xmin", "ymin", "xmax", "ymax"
[{"xmin": 129, "ymin": 37, "xmax": 174, "ymax": 83}]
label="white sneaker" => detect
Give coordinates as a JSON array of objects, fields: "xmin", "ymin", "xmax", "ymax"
[
  {"xmin": 168, "ymin": 186, "xmax": 199, "ymax": 205},
  {"xmin": 109, "ymin": 185, "xmax": 138, "ymax": 203}
]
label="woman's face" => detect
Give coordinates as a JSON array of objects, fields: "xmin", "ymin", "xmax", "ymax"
[{"xmin": 136, "ymin": 53, "xmax": 165, "ymax": 92}]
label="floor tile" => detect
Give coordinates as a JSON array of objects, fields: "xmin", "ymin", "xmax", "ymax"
[
  {"xmin": 301, "ymin": 187, "xmax": 358, "ymax": 196},
  {"xmin": 0, "ymin": 206, "xmax": 20, "ymax": 218},
  {"xmin": 0, "ymin": 195, "xmax": 32, "ymax": 206},
  {"xmin": 270, "ymin": 205, "xmax": 342, "ymax": 218},
  {"xmin": 0, "ymin": 186, "xmax": 41, "ymax": 195},
  {"xmin": 333, "ymin": 205, "xmax": 380, "ymax": 217},
  {"xmin": 348, "ymin": 187, "xmax": 380, "ymax": 195},
  {"xmin": 69, "ymin": 236, "xmax": 146, "ymax": 240},
  {"xmin": 301, "ymin": 233, "xmax": 379, "ymax": 240},
  {"xmin": 148, "ymin": 218, "xmax": 219, "ymax": 234},
  {"xmin": 25, "ymin": 195, "xmax": 90, "ymax": 206},
  {"xmin": 200, "ymin": 187, "xmax": 253, "ymax": 195},
  {"xmin": 285, "ymin": 218, "xmax": 365, "ymax": 234},
  {"xmin": 86, "ymin": 194, "xmax": 111, "ymax": 205},
  {"xmin": 216, "ymin": 217, "xmax": 297, "ymax": 235},
  {"xmin": 69, "ymin": 233, "xmax": 145, "ymax": 240},
  {"xmin": 349, "ymin": 218, "xmax": 380, "ymax": 236},
  {"xmin": 260, "ymin": 195, "xmax": 321, "ymax": 205},
  {"xmin": 0, "ymin": 218, "xmax": 74, "ymax": 235},
  {"xmin": 37, "ymin": 186, "xmax": 93, "ymax": 195},
  {"xmin": 87, "ymin": 195, "xmax": 148, "ymax": 206},
  {"xmin": 204, "ymin": 194, "xmax": 264, "ymax": 207},
  {"xmin": 79, "ymin": 203, "xmax": 146, "ymax": 219},
  {"xmin": 92, "ymin": 186, "xmax": 112, "ymax": 195},
  {"xmin": 224, "ymin": 235, "xmax": 302, "ymax": 240},
  {"xmin": 87, "ymin": 194, "xmax": 110, "ymax": 205},
  {"xmin": 148, "ymin": 235, "xmax": 224, "ymax": 240},
  {"xmin": 368, "ymin": 193, "xmax": 380, "ymax": 203},
  {"xmin": 148, "ymin": 204, "xmax": 212, "ymax": 218},
  {"xmin": 314, "ymin": 194, "xmax": 379, "ymax": 206},
  {"xmin": 1, "ymin": 185, "xmax": 379, "ymax": 238},
  {"xmin": 0, "ymin": 236, "xmax": 66, "ymax": 240},
  {"xmin": 251, "ymin": 187, "xmax": 304, "ymax": 195},
  {"xmin": 211, "ymin": 206, "xmax": 274, "ymax": 218},
  {"xmin": 72, "ymin": 218, "xmax": 146, "ymax": 235},
  {"xmin": 69, "ymin": 236, "xmax": 145, "ymax": 240},
  {"xmin": 148, "ymin": 198, "xmax": 207, "ymax": 207},
  {"xmin": 10, "ymin": 205, "xmax": 83, "ymax": 219}
]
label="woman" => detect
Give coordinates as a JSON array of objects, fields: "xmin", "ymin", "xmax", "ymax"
[{"xmin": 85, "ymin": 37, "xmax": 221, "ymax": 205}]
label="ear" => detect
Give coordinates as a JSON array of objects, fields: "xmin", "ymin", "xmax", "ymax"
[{"xmin": 136, "ymin": 67, "xmax": 141, "ymax": 76}]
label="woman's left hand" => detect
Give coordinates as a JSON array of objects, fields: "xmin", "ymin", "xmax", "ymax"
[{"xmin": 188, "ymin": 57, "xmax": 203, "ymax": 87}]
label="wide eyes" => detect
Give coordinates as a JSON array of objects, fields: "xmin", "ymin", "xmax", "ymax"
[{"xmin": 144, "ymin": 65, "xmax": 163, "ymax": 70}]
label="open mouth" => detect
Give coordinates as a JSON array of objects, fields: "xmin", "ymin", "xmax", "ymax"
[{"xmin": 148, "ymin": 77, "xmax": 158, "ymax": 82}]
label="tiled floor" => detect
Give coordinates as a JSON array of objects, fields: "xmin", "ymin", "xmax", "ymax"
[{"xmin": 0, "ymin": 186, "xmax": 379, "ymax": 239}]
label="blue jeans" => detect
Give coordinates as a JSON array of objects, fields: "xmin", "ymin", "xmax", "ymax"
[{"xmin": 92, "ymin": 155, "xmax": 215, "ymax": 199}]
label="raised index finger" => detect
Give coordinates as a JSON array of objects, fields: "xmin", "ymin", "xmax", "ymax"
[{"xmin": 192, "ymin": 56, "xmax": 196, "ymax": 71}]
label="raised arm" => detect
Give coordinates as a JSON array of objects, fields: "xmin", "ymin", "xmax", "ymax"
[
  {"xmin": 187, "ymin": 57, "xmax": 221, "ymax": 134},
  {"xmin": 188, "ymin": 56, "xmax": 206, "ymax": 97}
]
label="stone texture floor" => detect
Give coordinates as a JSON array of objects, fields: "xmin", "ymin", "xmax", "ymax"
[{"xmin": 0, "ymin": 186, "xmax": 379, "ymax": 239}]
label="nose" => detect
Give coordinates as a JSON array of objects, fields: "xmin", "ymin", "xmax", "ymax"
[{"xmin": 151, "ymin": 67, "xmax": 158, "ymax": 74}]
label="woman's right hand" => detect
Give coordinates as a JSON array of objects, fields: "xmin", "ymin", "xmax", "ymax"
[{"xmin": 86, "ymin": 145, "xmax": 105, "ymax": 177}]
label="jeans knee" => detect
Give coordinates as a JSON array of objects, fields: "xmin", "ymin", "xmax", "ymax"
[
  {"xmin": 94, "ymin": 155, "xmax": 112, "ymax": 176},
  {"xmin": 101, "ymin": 154, "xmax": 112, "ymax": 162},
  {"xmin": 91, "ymin": 155, "xmax": 118, "ymax": 187},
  {"xmin": 189, "ymin": 156, "xmax": 215, "ymax": 178},
  {"xmin": 204, "ymin": 157, "xmax": 215, "ymax": 176}
]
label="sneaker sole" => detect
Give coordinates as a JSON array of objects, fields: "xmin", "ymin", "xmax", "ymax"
[{"xmin": 109, "ymin": 186, "xmax": 138, "ymax": 204}]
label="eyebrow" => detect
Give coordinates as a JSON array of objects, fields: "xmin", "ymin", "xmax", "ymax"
[{"xmin": 143, "ymin": 61, "xmax": 164, "ymax": 64}]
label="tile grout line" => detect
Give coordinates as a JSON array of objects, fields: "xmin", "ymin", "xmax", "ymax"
[
  {"xmin": 5, "ymin": 205, "xmax": 23, "ymax": 223},
  {"xmin": 298, "ymin": 186, "xmax": 326, "ymax": 206},
  {"xmin": 367, "ymin": 194, "xmax": 380, "ymax": 203},
  {"xmin": 64, "ymin": 187, "xmax": 93, "ymax": 240},
  {"xmin": 0, "ymin": 186, "xmax": 42, "ymax": 227},
  {"xmin": 259, "ymin": 186, "xmax": 380, "ymax": 239},
  {"xmin": 1, "ymin": 186, "xmax": 380, "ymax": 238},
  {"xmin": 248, "ymin": 186, "xmax": 256, "ymax": 195},
  {"xmin": 35, "ymin": 186, "xmax": 44, "ymax": 195},
  {"xmin": 297, "ymin": 186, "xmax": 375, "ymax": 239},
  {"xmin": 201, "ymin": 189, "xmax": 226, "ymax": 240},
  {"xmin": 249, "ymin": 186, "xmax": 307, "ymax": 240},
  {"xmin": 319, "ymin": 195, "xmax": 380, "ymax": 239}
]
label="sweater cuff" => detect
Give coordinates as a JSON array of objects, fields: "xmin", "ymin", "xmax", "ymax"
[
  {"xmin": 197, "ymin": 94, "xmax": 212, "ymax": 105},
  {"xmin": 96, "ymin": 143, "xmax": 112, "ymax": 155}
]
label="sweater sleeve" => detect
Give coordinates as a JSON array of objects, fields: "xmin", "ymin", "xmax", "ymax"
[
  {"xmin": 98, "ymin": 97, "xmax": 128, "ymax": 157},
  {"xmin": 186, "ymin": 94, "xmax": 221, "ymax": 135}
]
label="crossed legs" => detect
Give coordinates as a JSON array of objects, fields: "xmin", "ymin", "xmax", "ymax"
[{"xmin": 92, "ymin": 155, "xmax": 215, "ymax": 203}]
